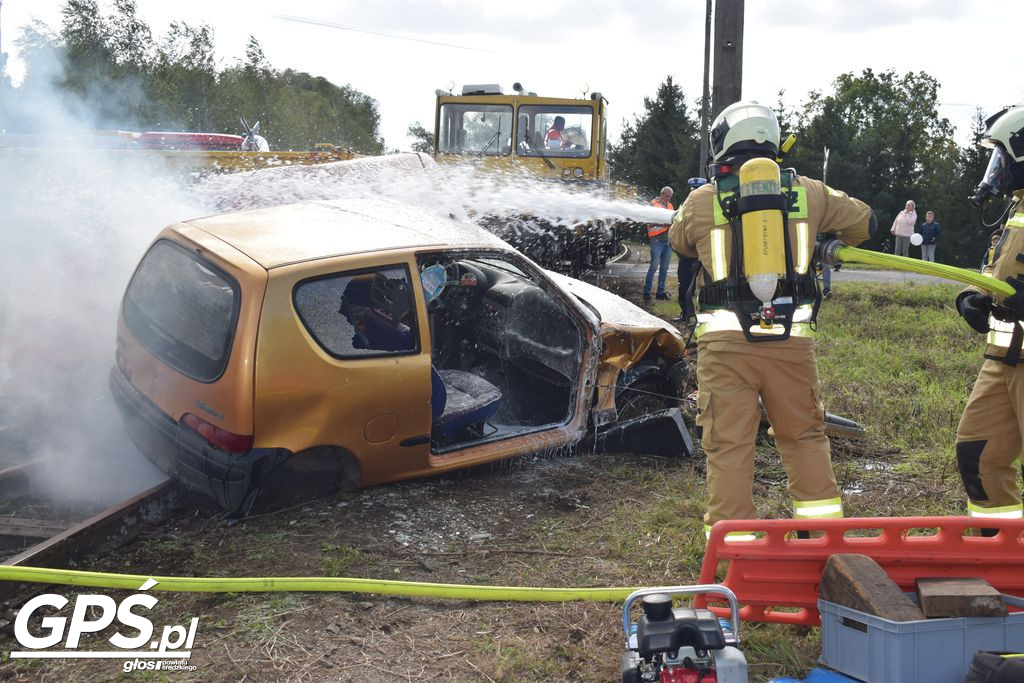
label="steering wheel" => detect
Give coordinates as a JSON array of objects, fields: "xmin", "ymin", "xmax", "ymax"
[
  {"xmin": 445, "ymin": 261, "xmax": 462, "ymax": 285},
  {"xmin": 434, "ymin": 262, "xmax": 467, "ymax": 311}
]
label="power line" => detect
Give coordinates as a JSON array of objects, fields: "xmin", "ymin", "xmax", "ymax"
[
  {"xmin": 273, "ymin": 13, "xmax": 495, "ymax": 54},
  {"xmin": 937, "ymin": 102, "xmax": 1021, "ymax": 110}
]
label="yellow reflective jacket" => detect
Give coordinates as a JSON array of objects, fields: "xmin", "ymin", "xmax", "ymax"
[
  {"xmin": 968, "ymin": 203, "xmax": 1024, "ymax": 360},
  {"xmin": 668, "ymin": 173, "xmax": 872, "ymax": 343}
]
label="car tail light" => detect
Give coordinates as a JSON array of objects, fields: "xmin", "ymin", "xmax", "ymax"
[{"xmin": 181, "ymin": 413, "xmax": 253, "ymax": 454}]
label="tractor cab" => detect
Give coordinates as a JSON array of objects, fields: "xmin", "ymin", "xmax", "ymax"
[{"xmin": 433, "ymin": 83, "xmax": 609, "ymax": 183}]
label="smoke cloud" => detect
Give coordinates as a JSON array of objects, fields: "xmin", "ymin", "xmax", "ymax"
[{"xmin": 1, "ymin": 50, "xmax": 195, "ymax": 506}]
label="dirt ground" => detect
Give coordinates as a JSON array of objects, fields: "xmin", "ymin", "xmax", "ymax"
[
  {"xmin": 0, "ymin": 275, "xmax": 895, "ymax": 683},
  {"xmin": 1, "ymin": 454, "xmax": 718, "ymax": 682}
]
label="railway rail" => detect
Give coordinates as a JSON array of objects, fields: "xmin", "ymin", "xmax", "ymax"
[{"xmin": 0, "ymin": 463, "xmax": 186, "ymax": 600}]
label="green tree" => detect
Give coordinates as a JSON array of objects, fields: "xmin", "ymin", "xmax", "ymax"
[
  {"xmin": 58, "ymin": 0, "xmax": 115, "ymax": 115},
  {"xmin": 4, "ymin": 3, "xmax": 386, "ymax": 155},
  {"xmin": 786, "ymin": 69, "xmax": 962, "ymax": 256},
  {"xmin": 608, "ymin": 76, "xmax": 700, "ymax": 201},
  {"xmin": 406, "ymin": 122, "xmax": 434, "ymax": 153},
  {"xmin": 150, "ymin": 21, "xmax": 217, "ymax": 129},
  {"xmin": 109, "ymin": 0, "xmax": 152, "ymax": 71},
  {"xmin": 237, "ymin": 36, "xmax": 273, "ymax": 133}
]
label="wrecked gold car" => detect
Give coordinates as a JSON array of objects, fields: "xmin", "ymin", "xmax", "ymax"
[{"xmin": 109, "ymin": 198, "xmax": 692, "ymax": 514}]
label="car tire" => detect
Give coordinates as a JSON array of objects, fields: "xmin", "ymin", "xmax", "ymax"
[{"xmin": 615, "ymin": 372, "xmax": 677, "ymax": 422}]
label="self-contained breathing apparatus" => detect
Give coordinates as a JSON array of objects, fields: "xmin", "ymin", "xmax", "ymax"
[
  {"xmin": 695, "ymin": 101, "xmax": 821, "ymax": 342},
  {"xmin": 698, "ymin": 158, "xmax": 821, "ymax": 342}
]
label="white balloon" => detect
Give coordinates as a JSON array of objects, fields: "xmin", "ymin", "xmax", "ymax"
[{"xmin": 910, "ymin": 233, "xmax": 924, "ymax": 246}]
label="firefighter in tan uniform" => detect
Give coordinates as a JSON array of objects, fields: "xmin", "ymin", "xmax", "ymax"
[
  {"xmin": 954, "ymin": 105, "xmax": 1024, "ymax": 525},
  {"xmin": 668, "ymin": 101, "xmax": 875, "ymax": 536}
]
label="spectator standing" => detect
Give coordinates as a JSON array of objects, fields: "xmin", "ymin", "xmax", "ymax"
[
  {"xmin": 643, "ymin": 186, "xmax": 674, "ymax": 303},
  {"xmin": 890, "ymin": 200, "xmax": 917, "ymax": 257},
  {"xmin": 919, "ymin": 210, "xmax": 941, "ymax": 262}
]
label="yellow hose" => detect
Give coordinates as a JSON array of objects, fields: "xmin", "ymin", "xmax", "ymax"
[
  {"xmin": 834, "ymin": 245, "xmax": 1015, "ymax": 297},
  {"xmin": 0, "ymin": 566, "xmax": 636, "ymax": 602}
]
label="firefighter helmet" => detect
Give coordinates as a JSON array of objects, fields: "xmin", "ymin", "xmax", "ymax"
[
  {"xmin": 971, "ymin": 106, "xmax": 1024, "ymax": 205},
  {"xmin": 709, "ymin": 101, "xmax": 780, "ymax": 164}
]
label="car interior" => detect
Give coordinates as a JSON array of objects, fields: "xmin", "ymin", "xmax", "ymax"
[{"xmin": 417, "ymin": 254, "xmax": 585, "ymax": 452}]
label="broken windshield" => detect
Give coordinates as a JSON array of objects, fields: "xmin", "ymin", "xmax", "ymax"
[{"xmin": 438, "ymin": 104, "xmax": 514, "ymax": 156}]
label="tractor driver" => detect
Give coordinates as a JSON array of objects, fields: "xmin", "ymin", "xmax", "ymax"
[
  {"xmin": 669, "ymin": 101, "xmax": 875, "ymax": 539},
  {"xmin": 545, "ymin": 116, "xmax": 567, "ymax": 150}
]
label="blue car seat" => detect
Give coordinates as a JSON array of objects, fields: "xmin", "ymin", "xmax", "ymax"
[{"xmin": 431, "ymin": 368, "xmax": 502, "ymax": 439}]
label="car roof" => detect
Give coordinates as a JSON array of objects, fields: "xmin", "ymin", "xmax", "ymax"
[{"xmin": 181, "ymin": 197, "xmax": 510, "ymax": 269}]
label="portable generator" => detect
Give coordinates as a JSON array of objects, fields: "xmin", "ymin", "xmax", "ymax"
[{"xmin": 621, "ymin": 584, "xmax": 748, "ymax": 683}]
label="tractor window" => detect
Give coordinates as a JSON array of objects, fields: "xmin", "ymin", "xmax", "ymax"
[
  {"xmin": 517, "ymin": 105, "xmax": 593, "ymax": 158},
  {"xmin": 437, "ymin": 104, "xmax": 514, "ymax": 156}
]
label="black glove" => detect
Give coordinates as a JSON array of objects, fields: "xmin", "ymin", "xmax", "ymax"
[
  {"xmin": 1004, "ymin": 276, "xmax": 1024, "ymax": 319},
  {"xmin": 956, "ymin": 291, "xmax": 992, "ymax": 333}
]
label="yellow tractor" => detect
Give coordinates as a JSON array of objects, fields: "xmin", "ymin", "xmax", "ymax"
[{"xmin": 433, "ymin": 83, "xmax": 637, "ymax": 274}]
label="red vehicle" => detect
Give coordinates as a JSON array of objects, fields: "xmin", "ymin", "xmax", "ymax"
[{"xmin": 135, "ymin": 131, "xmax": 245, "ymax": 151}]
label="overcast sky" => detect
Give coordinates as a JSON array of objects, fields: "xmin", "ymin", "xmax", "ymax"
[{"xmin": 4, "ymin": 0, "xmax": 1022, "ymax": 150}]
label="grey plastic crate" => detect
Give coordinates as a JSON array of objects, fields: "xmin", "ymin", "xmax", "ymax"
[{"xmin": 818, "ymin": 594, "xmax": 1024, "ymax": 683}]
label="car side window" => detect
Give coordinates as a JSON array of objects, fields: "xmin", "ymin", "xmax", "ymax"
[{"xmin": 294, "ymin": 265, "xmax": 419, "ymax": 358}]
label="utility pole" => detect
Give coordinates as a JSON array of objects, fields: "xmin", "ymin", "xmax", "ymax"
[
  {"xmin": 697, "ymin": 0, "xmax": 713, "ymax": 178},
  {"xmin": 710, "ymin": 0, "xmax": 744, "ymax": 121}
]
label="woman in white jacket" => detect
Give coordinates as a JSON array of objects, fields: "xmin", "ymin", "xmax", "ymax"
[{"xmin": 890, "ymin": 200, "xmax": 917, "ymax": 257}]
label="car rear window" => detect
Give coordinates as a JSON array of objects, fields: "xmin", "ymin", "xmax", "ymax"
[
  {"xmin": 122, "ymin": 239, "xmax": 240, "ymax": 382},
  {"xmin": 294, "ymin": 265, "xmax": 418, "ymax": 358}
]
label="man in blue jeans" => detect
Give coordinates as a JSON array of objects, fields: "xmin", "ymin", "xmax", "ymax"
[{"xmin": 644, "ymin": 186, "xmax": 674, "ymax": 302}]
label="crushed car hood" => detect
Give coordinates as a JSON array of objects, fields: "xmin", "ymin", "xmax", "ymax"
[{"xmin": 544, "ymin": 271, "xmax": 687, "ymax": 366}]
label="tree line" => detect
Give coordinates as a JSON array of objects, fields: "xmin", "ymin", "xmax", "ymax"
[
  {"xmin": 0, "ymin": 0, "xmax": 385, "ymax": 154},
  {"xmin": 0, "ymin": 3, "xmax": 999, "ymax": 264},
  {"xmin": 610, "ymin": 71, "xmax": 996, "ymax": 267}
]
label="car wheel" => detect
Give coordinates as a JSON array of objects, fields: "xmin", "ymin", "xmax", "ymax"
[{"xmin": 615, "ymin": 375, "xmax": 677, "ymax": 422}]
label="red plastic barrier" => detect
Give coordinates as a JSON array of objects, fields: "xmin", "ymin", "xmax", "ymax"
[{"xmin": 696, "ymin": 516, "xmax": 1024, "ymax": 626}]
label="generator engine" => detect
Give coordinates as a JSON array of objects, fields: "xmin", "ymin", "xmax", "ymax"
[{"xmin": 621, "ymin": 586, "xmax": 748, "ymax": 683}]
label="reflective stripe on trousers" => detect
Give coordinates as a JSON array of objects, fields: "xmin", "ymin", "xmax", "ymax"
[
  {"xmin": 968, "ymin": 501, "xmax": 1023, "ymax": 519},
  {"xmin": 704, "ymin": 525, "xmax": 757, "ymax": 542},
  {"xmin": 793, "ymin": 497, "xmax": 844, "ymax": 518}
]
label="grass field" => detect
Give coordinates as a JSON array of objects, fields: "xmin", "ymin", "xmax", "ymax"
[{"xmin": 567, "ymin": 281, "xmax": 994, "ymax": 678}]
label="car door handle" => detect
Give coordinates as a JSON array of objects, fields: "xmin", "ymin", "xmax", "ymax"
[{"xmin": 400, "ymin": 435, "xmax": 430, "ymax": 447}]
